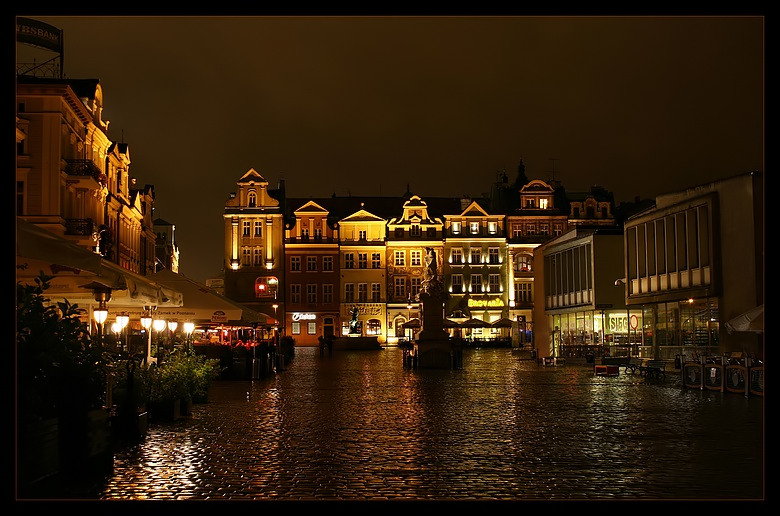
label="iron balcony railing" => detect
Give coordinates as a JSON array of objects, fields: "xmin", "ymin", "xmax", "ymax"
[{"xmin": 64, "ymin": 159, "xmax": 106, "ymax": 184}]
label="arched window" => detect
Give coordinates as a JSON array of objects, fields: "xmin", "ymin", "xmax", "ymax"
[
  {"xmin": 515, "ymin": 254, "xmax": 532, "ymax": 273},
  {"xmin": 366, "ymin": 319, "xmax": 382, "ymax": 335},
  {"xmin": 248, "ymin": 192, "xmax": 257, "ymax": 207}
]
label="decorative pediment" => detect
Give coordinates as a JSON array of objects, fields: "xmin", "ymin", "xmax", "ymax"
[
  {"xmin": 237, "ymin": 168, "xmax": 267, "ymax": 185},
  {"xmin": 459, "ymin": 201, "xmax": 490, "ymax": 217},
  {"xmin": 293, "ymin": 200, "xmax": 329, "ymax": 215},
  {"xmin": 341, "ymin": 209, "xmax": 386, "ymax": 223}
]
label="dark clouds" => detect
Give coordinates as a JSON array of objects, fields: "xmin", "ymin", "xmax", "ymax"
[{"xmin": 21, "ymin": 16, "xmax": 764, "ymax": 282}]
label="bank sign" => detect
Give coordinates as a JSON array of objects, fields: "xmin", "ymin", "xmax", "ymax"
[{"xmin": 17, "ymin": 18, "xmax": 63, "ymax": 52}]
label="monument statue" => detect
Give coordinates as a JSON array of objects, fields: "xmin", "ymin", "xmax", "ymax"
[
  {"xmin": 348, "ymin": 305, "xmax": 360, "ymax": 334},
  {"xmin": 419, "ymin": 247, "xmax": 445, "ymax": 299}
]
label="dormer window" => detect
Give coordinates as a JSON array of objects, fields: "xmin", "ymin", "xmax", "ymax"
[
  {"xmin": 540, "ymin": 198, "xmax": 549, "ymax": 209},
  {"xmin": 470, "ymin": 222, "xmax": 479, "ymax": 235},
  {"xmin": 410, "ymin": 224, "xmax": 421, "ymax": 237},
  {"xmin": 452, "ymin": 221, "xmax": 461, "ymax": 235},
  {"xmin": 248, "ymin": 192, "xmax": 256, "ymax": 207}
]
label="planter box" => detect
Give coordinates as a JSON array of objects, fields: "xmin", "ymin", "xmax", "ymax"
[
  {"xmin": 148, "ymin": 399, "xmax": 183, "ymax": 422},
  {"xmin": 17, "ymin": 417, "xmax": 60, "ymax": 494}
]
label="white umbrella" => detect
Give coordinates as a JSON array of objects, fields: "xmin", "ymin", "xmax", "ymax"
[{"xmin": 725, "ymin": 305, "xmax": 764, "ymax": 334}]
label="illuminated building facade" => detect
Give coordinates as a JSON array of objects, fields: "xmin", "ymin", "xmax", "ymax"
[
  {"xmin": 153, "ymin": 217, "xmax": 180, "ymax": 273},
  {"xmin": 442, "ymin": 199, "xmax": 508, "ymax": 340},
  {"xmin": 622, "ymin": 171, "xmax": 763, "ymax": 360},
  {"xmin": 222, "ymin": 169, "xmax": 286, "ymax": 327},
  {"xmin": 534, "ymin": 226, "xmax": 629, "ymax": 359},
  {"xmin": 284, "ymin": 201, "xmax": 341, "ymax": 345},
  {"xmin": 16, "ymin": 72, "xmax": 177, "ymax": 331},
  {"xmin": 506, "ymin": 179, "xmax": 569, "ymax": 346},
  {"xmin": 385, "ymin": 195, "xmax": 445, "ymax": 343},
  {"xmin": 16, "ymin": 77, "xmax": 157, "ymax": 276},
  {"xmin": 220, "ymin": 169, "xmax": 628, "ymax": 347},
  {"xmin": 337, "ymin": 204, "xmax": 388, "ymax": 341}
]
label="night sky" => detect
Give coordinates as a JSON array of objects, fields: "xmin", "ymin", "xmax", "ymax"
[{"xmin": 17, "ymin": 15, "xmax": 764, "ymax": 284}]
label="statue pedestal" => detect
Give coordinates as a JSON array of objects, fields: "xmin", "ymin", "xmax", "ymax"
[
  {"xmin": 414, "ymin": 291, "xmax": 460, "ymax": 369},
  {"xmin": 332, "ymin": 336, "xmax": 382, "ymax": 350}
]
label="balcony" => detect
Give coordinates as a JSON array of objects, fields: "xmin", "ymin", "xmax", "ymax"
[
  {"xmin": 65, "ymin": 159, "xmax": 106, "ymax": 185},
  {"xmin": 65, "ymin": 218, "xmax": 95, "ymax": 236}
]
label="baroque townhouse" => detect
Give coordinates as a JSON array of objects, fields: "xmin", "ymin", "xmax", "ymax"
[
  {"xmin": 442, "ymin": 199, "xmax": 508, "ymax": 339},
  {"xmin": 16, "ymin": 75, "xmax": 177, "ymax": 329},
  {"xmin": 338, "ymin": 204, "xmax": 388, "ymax": 341},
  {"xmin": 284, "ymin": 201, "xmax": 341, "ymax": 345},
  {"xmin": 505, "ymin": 179, "xmax": 569, "ymax": 346},
  {"xmin": 222, "ymin": 169, "xmax": 286, "ymax": 327},
  {"xmin": 220, "ymin": 166, "xmax": 630, "ymax": 348},
  {"xmin": 566, "ymin": 185, "xmax": 617, "ymax": 228},
  {"xmin": 385, "ymin": 195, "xmax": 446, "ymax": 343}
]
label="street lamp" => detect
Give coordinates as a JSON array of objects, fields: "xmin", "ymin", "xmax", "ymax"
[
  {"xmin": 406, "ymin": 296, "xmax": 413, "ymax": 341},
  {"xmin": 140, "ymin": 311, "xmax": 153, "ymax": 367},
  {"xmin": 183, "ymin": 321, "xmax": 195, "ymax": 352},
  {"xmin": 93, "ymin": 302, "xmax": 109, "ymax": 338},
  {"xmin": 153, "ymin": 317, "xmax": 167, "ymax": 357},
  {"xmin": 116, "ymin": 313, "xmax": 129, "ymax": 352}
]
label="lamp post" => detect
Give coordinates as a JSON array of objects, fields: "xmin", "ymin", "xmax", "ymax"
[
  {"xmin": 153, "ymin": 317, "xmax": 167, "ymax": 359},
  {"xmin": 167, "ymin": 320, "xmax": 178, "ymax": 351},
  {"xmin": 183, "ymin": 321, "xmax": 195, "ymax": 353},
  {"xmin": 140, "ymin": 311, "xmax": 153, "ymax": 367},
  {"xmin": 407, "ymin": 296, "xmax": 413, "ymax": 341},
  {"xmin": 93, "ymin": 303, "xmax": 109, "ymax": 339},
  {"xmin": 115, "ymin": 313, "xmax": 129, "ymax": 353}
]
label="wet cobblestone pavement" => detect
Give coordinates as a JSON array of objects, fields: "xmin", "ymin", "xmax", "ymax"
[{"xmin": 39, "ymin": 347, "xmax": 769, "ymax": 502}]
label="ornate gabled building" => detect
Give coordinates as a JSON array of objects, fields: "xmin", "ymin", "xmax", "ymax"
[
  {"xmin": 337, "ymin": 204, "xmax": 388, "ymax": 340},
  {"xmin": 385, "ymin": 194, "xmax": 445, "ymax": 342},
  {"xmin": 566, "ymin": 185, "xmax": 617, "ymax": 228},
  {"xmin": 504, "ymin": 179, "xmax": 570, "ymax": 345},
  {"xmin": 442, "ymin": 198, "xmax": 508, "ymax": 336},
  {"xmin": 16, "ymin": 73, "xmax": 179, "ymax": 322},
  {"xmin": 283, "ymin": 200, "xmax": 341, "ymax": 344},
  {"xmin": 222, "ymin": 168, "xmax": 286, "ymax": 324}
]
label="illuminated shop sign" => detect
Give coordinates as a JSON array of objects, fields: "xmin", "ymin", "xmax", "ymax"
[
  {"xmin": 291, "ymin": 313, "xmax": 316, "ymax": 321},
  {"xmin": 467, "ymin": 298, "xmax": 504, "ymax": 307},
  {"xmin": 608, "ymin": 313, "xmax": 639, "ymax": 332}
]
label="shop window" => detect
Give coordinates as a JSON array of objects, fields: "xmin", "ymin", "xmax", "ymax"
[
  {"xmin": 366, "ymin": 319, "xmax": 381, "ymax": 335},
  {"xmin": 255, "ymin": 276, "xmax": 278, "ymax": 299}
]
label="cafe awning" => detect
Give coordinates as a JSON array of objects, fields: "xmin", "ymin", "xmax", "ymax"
[
  {"xmin": 139, "ymin": 269, "xmax": 267, "ymax": 326},
  {"xmin": 16, "ymin": 218, "xmax": 182, "ymax": 307}
]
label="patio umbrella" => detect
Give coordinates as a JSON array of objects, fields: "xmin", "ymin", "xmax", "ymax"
[
  {"xmin": 402, "ymin": 318, "xmax": 421, "ymax": 329},
  {"xmin": 491, "ymin": 317, "xmax": 515, "ymax": 328},
  {"xmin": 461, "ymin": 318, "xmax": 491, "ymax": 328},
  {"xmin": 442, "ymin": 318, "xmax": 460, "ymax": 328}
]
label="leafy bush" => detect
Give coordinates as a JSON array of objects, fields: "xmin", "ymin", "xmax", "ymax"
[
  {"xmin": 147, "ymin": 349, "xmax": 221, "ymax": 404},
  {"xmin": 16, "ymin": 274, "xmax": 108, "ymax": 422}
]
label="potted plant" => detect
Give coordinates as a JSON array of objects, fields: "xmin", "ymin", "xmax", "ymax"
[{"xmin": 146, "ymin": 349, "xmax": 221, "ymax": 421}]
